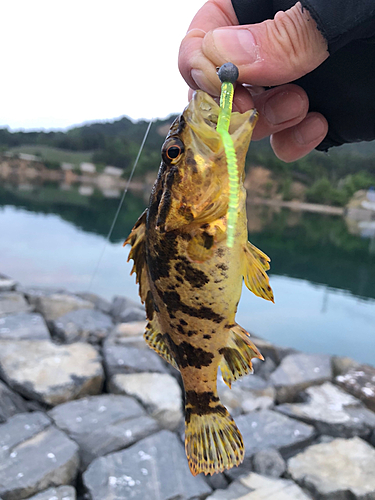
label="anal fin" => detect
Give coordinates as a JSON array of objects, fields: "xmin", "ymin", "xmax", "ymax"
[
  {"xmin": 219, "ymin": 324, "xmax": 263, "ymax": 388},
  {"xmin": 243, "ymin": 241, "xmax": 274, "ymax": 302},
  {"xmin": 144, "ymin": 322, "xmax": 179, "ymax": 371}
]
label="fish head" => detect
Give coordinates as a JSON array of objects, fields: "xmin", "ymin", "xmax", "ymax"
[{"xmin": 155, "ymin": 91, "xmax": 258, "ymax": 231}]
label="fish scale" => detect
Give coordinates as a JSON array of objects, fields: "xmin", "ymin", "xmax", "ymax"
[{"xmin": 125, "ymin": 90, "xmax": 274, "ymax": 476}]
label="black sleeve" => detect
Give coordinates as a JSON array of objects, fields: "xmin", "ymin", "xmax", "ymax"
[{"xmin": 232, "ymin": 0, "xmax": 375, "ymax": 151}]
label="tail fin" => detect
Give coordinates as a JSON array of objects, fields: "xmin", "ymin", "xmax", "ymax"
[{"xmin": 185, "ymin": 403, "xmax": 244, "ymax": 476}]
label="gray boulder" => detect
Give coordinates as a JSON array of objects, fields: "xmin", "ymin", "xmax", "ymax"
[
  {"xmin": 103, "ymin": 343, "xmax": 167, "ymax": 377},
  {"xmin": 0, "ymin": 380, "xmax": 30, "ymax": 423},
  {"xmin": 110, "ymin": 296, "xmax": 145, "ymax": 323},
  {"xmin": 276, "ymin": 382, "xmax": 375, "ymax": 438},
  {"xmin": 0, "ymin": 274, "xmax": 17, "ymax": 292},
  {"xmin": 49, "ymin": 394, "xmax": 159, "ymax": 469},
  {"xmin": 83, "ymin": 430, "xmax": 211, "ymax": 500},
  {"xmin": 23, "ymin": 486, "xmax": 76, "ymax": 500},
  {"xmin": 0, "ymin": 313, "xmax": 50, "ymax": 341},
  {"xmin": 33, "ymin": 293, "xmax": 94, "ymax": 322},
  {"xmin": 217, "ymin": 373, "xmax": 275, "ymax": 416},
  {"xmin": 0, "ymin": 412, "xmax": 79, "ymax": 500},
  {"xmin": 51, "ymin": 308, "xmax": 113, "ymax": 343},
  {"xmin": 109, "ymin": 372, "xmax": 183, "ymax": 430},
  {"xmin": 226, "ymin": 410, "xmax": 315, "ymax": 479},
  {"xmin": 252, "ymin": 449, "xmax": 286, "ymax": 478},
  {"xmin": 0, "ymin": 292, "xmax": 31, "ymax": 316},
  {"xmin": 76, "ymin": 292, "xmax": 112, "ymax": 314},
  {"xmin": 106, "ymin": 320, "xmax": 147, "ymax": 349},
  {"xmin": 336, "ymin": 364, "xmax": 375, "ymax": 412},
  {"xmin": 269, "ymin": 352, "xmax": 332, "ymax": 402},
  {"xmin": 288, "ymin": 437, "xmax": 375, "ymax": 499},
  {"xmin": 0, "ymin": 340, "xmax": 104, "ymax": 406}
]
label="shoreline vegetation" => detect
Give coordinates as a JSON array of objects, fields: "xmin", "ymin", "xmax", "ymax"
[{"xmin": 1, "ymin": 113, "xmax": 375, "ymax": 209}]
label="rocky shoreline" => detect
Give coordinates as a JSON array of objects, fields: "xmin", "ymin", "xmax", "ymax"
[{"xmin": 0, "ymin": 273, "xmax": 375, "ymax": 500}]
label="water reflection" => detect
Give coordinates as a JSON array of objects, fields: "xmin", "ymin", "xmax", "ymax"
[{"xmin": 0, "ymin": 182, "xmax": 374, "ymax": 364}]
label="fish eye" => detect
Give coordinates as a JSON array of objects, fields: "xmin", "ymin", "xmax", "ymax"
[
  {"xmin": 166, "ymin": 146, "xmax": 181, "ymax": 159},
  {"xmin": 162, "ymin": 139, "xmax": 184, "ymax": 164}
]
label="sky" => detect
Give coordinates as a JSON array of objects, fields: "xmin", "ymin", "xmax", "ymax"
[{"xmin": 1, "ymin": 0, "xmax": 206, "ymax": 131}]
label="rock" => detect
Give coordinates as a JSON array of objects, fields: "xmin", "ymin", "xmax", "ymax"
[
  {"xmin": 33, "ymin": 293, "xmax": 94, "ymax": 322},
  {"xmin": 76, "ymin": 292, "xmax": 112, "ymax": 314},
  {"xmin": 22, "ymin": 485, "xmax": 76, "ymax": 500},
  {"xmin": 207, "ymin": 472, "xmax": 311, "ymax": 500},
  {"xmin": 240, "ymin": 472, "xmax": 312, "ymax": 499},
  {"xmin": 251, "ymin": 336, "xmax": 296, "ymax": 364},
  {"xmin": 109, "ymin": 372, "xmax": 183, "ymax": 430},
  {"xmin": 226, "ymin": 410, "xmax": 315, "ymax": 480},
  {"xmin": 110, "ymin": 296, "xmax": 145, "ymax": 323},
  {"xmin": 82, "ymin": 430, "xmax": 211, "ymax": 500},
  {"xmin": 252, "ymin": 449, "xmax": 286, "ymax": 478},
  {"xmin": 332, "ymin": 355, "xmax": 360, "ymax": 376},
  {"xmin": 49, "ymin": 394, "xmax": 159, "ymax": 469},
  {"xmin": 204, "ymin": 472, "xmax": 229, "ymax": 492},
  {"xmin": 103, "ymin": 343, "xmax": 167, "ymax": 377},
  {"xmin": 20, "ymin": 287, "xmax": 66, "ymax": 307},
  {"xmin": 217, "ymin": 374, "xmax": 275, "ymax": 416},
  {"xmin": 0, "ymin": 292, "xmax": 31, "ymax": 316},
  {"xmin": 205, "ymin": 480, "xmax": 251, "ymax": 500},
  {"xmin": 336, "ymin": 364, "xmax": 375, "ymax": 411},
  {"xmin": 0, "ymin": 412, "xmax": 79, "ymax": 500},
  {"xmin": 0, "ymin": 313, "xmax": 50, "ymax": 341},
  {"xmin": 0, "ymin": 380, "xmax": 30, "ymax": 423},
  {"xmin": 276, "ymin": 382, "xmax": 375, "ymax": 438},
  {"xmin": 252, "ymin": 356, "xmax": 277, "ymax": 380},
  {"xmin": 0, "ymin": 340, "xmax": 104, "ymax": 406},
  {"xmin": 106, "ymin": 321, "xmax": 147, "ymax": 349},
  {"xmin": 51, "ymin": 308, "xmax": 113, "ymax": 343},
  {"xmin": 269, "ymin": 352, "xmax": 332, "ymax": 403},
  {"xmin": 0, "ymin": 274, "xmax": 17, "ymax": 292},
  {"xmin": 288, "ymin": 437, "xmax": 375, "ymax": 499}
]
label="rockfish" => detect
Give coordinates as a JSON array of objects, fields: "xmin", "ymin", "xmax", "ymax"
[{"xmin": 125, "ymin": 90, "xmax": 274, "ymax": 476}]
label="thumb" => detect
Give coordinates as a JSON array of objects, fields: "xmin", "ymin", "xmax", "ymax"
[{"xmin": 202, "ymin": 2, "xmax": 328, "ymax": 87}]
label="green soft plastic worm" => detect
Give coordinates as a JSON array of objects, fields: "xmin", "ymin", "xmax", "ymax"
[{"xmin": 216, "ymin": 63, "xmax": 239, "ymax": 248}]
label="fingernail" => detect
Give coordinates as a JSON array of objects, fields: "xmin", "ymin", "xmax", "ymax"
[
  {"xmin": 264, "ymin": 91, "xmax": 304, "ymax": 125},
  {"xmin": 191, "ymin": 69, "xmax": 218, "ymax": 95},
  {"xmin": 294, "ymin": 116, "xmax": 326, "ymax": 145},
  {"xmin": 211, "ymin": 28, "xmax": 258, "ymax": 65}
]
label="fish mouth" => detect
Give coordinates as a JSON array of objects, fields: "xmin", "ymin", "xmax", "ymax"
[{"xmin": 183, "ymin": 90, "xmax": 257, "ymax": 155}]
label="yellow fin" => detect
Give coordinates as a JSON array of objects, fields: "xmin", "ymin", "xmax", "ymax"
[
  {"xmin": 220, "ymin": 324, "xmax": 264, "ymax": 388},
  {"xmin": 185, "ymin": 405, "xmax": 244, "ymax": 476},
  {"xmin": 144, "ymin": 321, "xmax": 178, "ymax": 370},
  {"xmin": 243, "ymin": 241, "xmax": 274, "ymax": 302}
]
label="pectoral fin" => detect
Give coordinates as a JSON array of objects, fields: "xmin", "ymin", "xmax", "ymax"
[
  {"xmin": 243, "ymin": 241, "xmax": 274, "ymax": 302},
  {"xmin": 220, "ymin": 324, "xmax": 263, "ymax": 388}
]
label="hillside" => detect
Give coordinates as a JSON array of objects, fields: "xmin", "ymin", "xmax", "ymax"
[{"xmin": 1, "ymin": 114, "xmax": 375, "ymax": 206}]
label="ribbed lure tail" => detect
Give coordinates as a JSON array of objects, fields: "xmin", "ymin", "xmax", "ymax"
[
  {"xmin": 184, "ymin": 391, "xmax": 244, "ymax": 475},
  {"xmin": 216, "ymin": 63, "xmax": 239, "ymax": 248}
]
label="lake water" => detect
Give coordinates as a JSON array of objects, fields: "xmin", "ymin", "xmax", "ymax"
[{"xmin": 1, "ymin": 182, "xmax": 374, "ymax": 365}]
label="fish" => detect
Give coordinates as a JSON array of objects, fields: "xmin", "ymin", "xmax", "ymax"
[{"xmin": 124, "ymin": 90, "xmax": 274, "ymax": 476}]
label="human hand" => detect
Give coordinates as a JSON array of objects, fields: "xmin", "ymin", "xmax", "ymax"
[{"xmin": 179, "ymin": 0, "xmax": 329, "ymax": 162}]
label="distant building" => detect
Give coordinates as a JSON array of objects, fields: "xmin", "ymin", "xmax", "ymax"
[
  {"xmin": 18, "ymin": 153, "xmax": 39, "ymax": 162},
  {"xmin": 61, "ymin": 162, "xmax": 74, "ymax": 171},
  {"xmin": 80, "ymin": 162, "xmax": 96, "ymax": 174},
  {"xmin": 104, "ymin": 165, "xmax": 123, "ymax": 177}
]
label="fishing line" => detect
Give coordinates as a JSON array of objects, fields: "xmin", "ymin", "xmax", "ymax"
[{"xmin": 87, "ymin": 118, "xmax": 153, "ymax": 292}]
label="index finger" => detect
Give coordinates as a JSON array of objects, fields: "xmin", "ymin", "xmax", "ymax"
[{"xmin": 178, "ymin": 0, "xmax": 238, "ymax": 95}]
